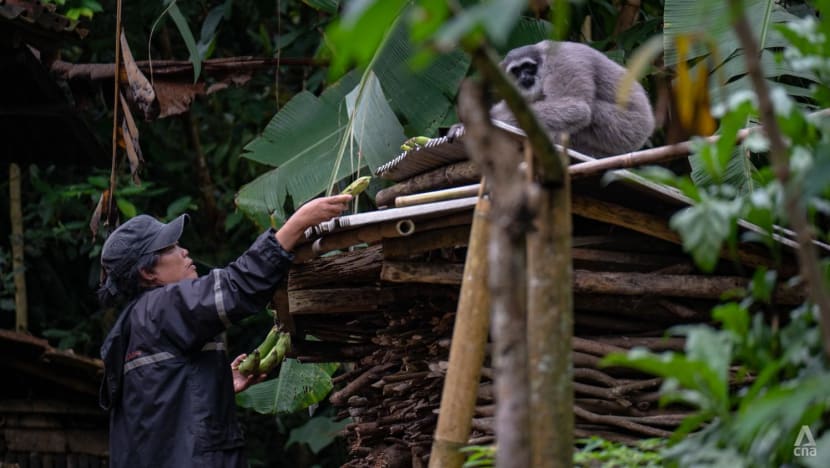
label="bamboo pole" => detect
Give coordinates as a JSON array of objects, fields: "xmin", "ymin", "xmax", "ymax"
[
  {"xmin": 527, "ymin": 144, "xmax": 573, "ymax": 467},
  {"xmin": 429, "ymin": 194, "xmax": 491, "ymax": 468},
  {"xmin": 9, "ymin": 163, "xmax": 27, "ymax": 332},
  {"xmin": 395, "ymin": 184, "xmax": 481, "ymax": 208}
]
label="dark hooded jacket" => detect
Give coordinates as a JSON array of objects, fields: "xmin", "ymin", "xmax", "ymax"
[{"xmin": 100, "ymin": 229, "xmax": 293, "ymax": 468}]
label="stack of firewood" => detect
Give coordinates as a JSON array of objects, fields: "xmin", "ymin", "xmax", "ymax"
[{"xmin": 292, "ymin": 280, "xmax": 703, "ymax": 466}]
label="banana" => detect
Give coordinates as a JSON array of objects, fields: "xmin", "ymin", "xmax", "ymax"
[
  {"xmin": 400, "ymin": 136, "xmax": 431, "ymax": 152},
  {"xmin": 238, "ymin": 349, "xmax": 260, "ymax": 375},
  {"xmin": 341, "ymin": 176, "xmax": 372, "ymax": 196},
  {"xmin": 411, "ymin": 136, "xmax": 431, "ymax": 146},
  {"xmin": 256, "ymin": 326, "xmax": 280, "ymax": 357},
  {"xmin": 259, "ymin": 332, "xmax": 291, "ymax": 374}
]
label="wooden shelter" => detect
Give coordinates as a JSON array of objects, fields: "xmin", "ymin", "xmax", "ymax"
[
  {"xmin": 278, "ymin": 124, "xmax": 814, "ymax": 467},
  {"xmin": 0, "ymin": 329, "xmax": 107, "ymax": 467}
]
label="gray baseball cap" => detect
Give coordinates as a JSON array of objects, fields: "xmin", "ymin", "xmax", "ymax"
[{"xmin": 101, "ymin": 214, "xmax": 189, "ymax": 278}]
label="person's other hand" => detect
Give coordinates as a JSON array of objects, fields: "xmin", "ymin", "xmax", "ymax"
[
  {"xmin": 231, "ymin": 353, "xmax": 266, "ymax": 393},
  {"xmin": 277, "ymin": 194, "xmax": 352, "ymax": 250}
]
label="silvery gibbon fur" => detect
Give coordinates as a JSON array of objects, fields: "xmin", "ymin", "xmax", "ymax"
[{"xmin": 471, "ymin": 40, "xmax": 655, "ymax": 157}]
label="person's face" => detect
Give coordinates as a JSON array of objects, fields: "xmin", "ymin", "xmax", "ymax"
[{"xmin": 141, "ymin": 244, "xmax": 198, "ymax": 286}]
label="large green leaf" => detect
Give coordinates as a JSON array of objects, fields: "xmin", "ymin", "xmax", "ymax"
[
  {"xmin": 235, "ymin": 72, "xmax": 360, "ymax": 223},
  {"xmin": 371, "ymin": 20, "xmax": 470, "ymax": 136},
  {"xmin": 344, "ymin": 71, "xmax": 407, "ymax": 171},
  {"xmin": 235, "ymin": 360, "xmax": 339, "ymax": 414},
  {"xmin": 237, "ymin": 11, "xmax": 471, "ymax": 221}
]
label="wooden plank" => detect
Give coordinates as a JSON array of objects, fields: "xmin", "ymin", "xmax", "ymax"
[
  {"xmin": 381, "ymin": 261, "xmax": 464, "ymax": 285},
  {"xmin": 378, "ymin": 262, "xmax": 806, "ymax": 304},
  {"xmin": 289, "ymin": 287, "xmax": 396, "ymax": 315},
  {"xmin": 572, "ymin": 195, "xmax": 784, "ymax": 271},
  {"xmin": 272, "ymin": 279, "xmax": 294, "ymax": 334},
  {"xmin": 572, "ymin": 269, "xmax": 806, "ymax": 304},
  {"xmin": 383, "ymin": 225, "xmax": 471, "ymax": 259}
]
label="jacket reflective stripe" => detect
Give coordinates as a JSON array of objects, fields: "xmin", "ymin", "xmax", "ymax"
[
  {"xmin": 212, "ymin": 270, "xmax": 231, "ymax": 328},
  {"xmin": 124, "ymin": 351, "xmax": 175, "ymax": 373},
  {"xmin": 201, "ymin": 341, "xmax": 225, "ymax": 351}
]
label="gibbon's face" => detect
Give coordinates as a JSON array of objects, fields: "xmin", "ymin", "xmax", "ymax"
[
  {"xmin": 507, "ymin": 59, "xmax": 538, "ymax": 90},
  {"xmin": 503, "ymin": 45, "xmax": 543, "ymax": 100}
]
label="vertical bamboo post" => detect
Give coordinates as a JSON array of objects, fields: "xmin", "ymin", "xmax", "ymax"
[
  {"xmin": 527, "ymin": 144, "xmax": 574, "ymax": 467},
  {"xmin": 429, "ymin": 192, "xmax": 491, "ymax": 468},
  {"xmin": 9, "ymin": 163, "xmax": 27, "ymax": 332}
]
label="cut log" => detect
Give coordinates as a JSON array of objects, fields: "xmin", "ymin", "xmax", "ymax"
[
  {"xmin": 289, "ymin": 245, "xmax": 383, "ymax": 290},
  {"xmin": 375, "ymin": 161, "xmax": 481, "ymax": 207}
]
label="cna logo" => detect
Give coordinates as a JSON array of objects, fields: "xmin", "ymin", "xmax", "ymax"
[{"xmin": 794, "ymin": 425, "xmax": 817, "ymax": 457}]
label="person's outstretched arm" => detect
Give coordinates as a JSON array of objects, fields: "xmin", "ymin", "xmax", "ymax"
[{"xmin": 276, "ymin": 194, "xmax": 352, "ymax": 251}]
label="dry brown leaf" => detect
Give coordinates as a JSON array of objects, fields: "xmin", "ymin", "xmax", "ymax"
[
  {"xmin": 121, "ymin": 120, "xmax": 142, "ymax": 185},
  {"xmin": 154, "ymin": 80, "xmax": 206, "ymax": 118},
  {"xmin": 90, "ymin": 189, "xmax": 113, "ymax": 239},
  {"xmin": 120, "ymin": 30, "xmax": 159, "ymax": 120}
]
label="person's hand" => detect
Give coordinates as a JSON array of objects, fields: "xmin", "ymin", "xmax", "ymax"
[
  {"xmin": 231, "ymin": 353, "xmax": 266, "ymax": 393},
  {"xmin": 276, "ymin": 194, "xmax": 352, "ymax": 250}
]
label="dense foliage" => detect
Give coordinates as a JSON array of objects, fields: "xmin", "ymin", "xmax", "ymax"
[{"xmin": 3, "ymin": 0, "xmax": 830, "ymax": 466}]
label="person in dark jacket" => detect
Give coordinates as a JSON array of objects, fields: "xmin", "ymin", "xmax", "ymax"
[{"xmin": 97, "ymin": 195, "xmax": 351, "ymax": 468}]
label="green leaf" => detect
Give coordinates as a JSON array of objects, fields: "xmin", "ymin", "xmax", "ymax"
[
  {"xmin": 344, "ymin": 71, "xmax": 407, "ymax": 171},
  {"xmin": 303, "ymin": 0, "xmax": 339, "ymax": 14},
  {"xmin": 285, "ymin": 415, "xmax": 349, "ymax": 454},
  {"xmin": 669, "ymin": 197, "xmax": 738, "ymax": 272},
  {"xmin": 166, "ymin": 1, "xmax": 202, "ymax": 83},
  {"xmin": 434, "ymin": 0, "xmax": 526, "ymax": 50},
  {"xmin": 712, "ymin": 302, "xmax": 750, "ymax": 338},
  {"xmin": 235, "ymin": 360, "xmax": 338, "ymax": 414},
  {"xmin": 165, "ymin": 196, "xmax": 192, "ymax": 220},
  {"xmin": 325, "ymin": 0, "xmax": 408, "ymax": 79},
  {"xmin": 116, "ymin": 198, "xmax": 137, "ymax": 219}
]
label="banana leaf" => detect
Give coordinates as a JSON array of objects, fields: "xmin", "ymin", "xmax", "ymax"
[
  {"xmin": 236, "ymin": 12, "xmax": 470, "ymax": 223},
  {"xmin": 235, "ymin": 360, "xmax": 339, "ymax": 415}
]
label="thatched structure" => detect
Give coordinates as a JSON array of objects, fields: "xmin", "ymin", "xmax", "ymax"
[{"xmin": 278, "ymin": 125, "xmax": 812, "ymax": 467}]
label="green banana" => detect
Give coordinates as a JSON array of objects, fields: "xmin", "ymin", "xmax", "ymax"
[
  {"xmin": 259, "ymin": 332, "xmax": 291, "ymax": 374},
  {"xmin": 341, "ymin": 176, "xmax": 372, "ymax": 196},
  {"xmin": 238, "ymin": 349, "xmax": 260, "ymax": 375},
  {"xmin": 256, "ymin": 326, "xmax": 280, "ymax": 357}
]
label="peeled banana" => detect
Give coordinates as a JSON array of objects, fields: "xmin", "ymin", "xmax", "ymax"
[
  {"xmin": 341, "ymin": 176, "xmax": 372, "ymax": 196},
  {"xmin": 400, "ymin": 136, "xmax": 431, "ymax": 151}
]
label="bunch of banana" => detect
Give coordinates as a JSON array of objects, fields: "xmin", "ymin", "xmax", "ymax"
[
  {"xmin": 341, "ymin": 175, "xmax": 372, "ymax": 196},
  {"xmin": 400, "ymin": 136, "xmax": 431, "ymax": 152},
  {"xmin": 238, "ymin": 326, "xmax": 292, "ymax": 376}
]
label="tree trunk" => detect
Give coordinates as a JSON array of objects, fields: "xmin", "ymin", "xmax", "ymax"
[{"xmin": 527, "ymin": 147, "xmax": 573, "ymax": 467}]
